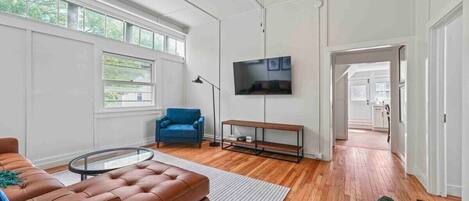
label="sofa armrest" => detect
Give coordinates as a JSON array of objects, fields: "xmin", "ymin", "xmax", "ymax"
[{"xmin": 0, "ymin": 137, "xmax": 19, "ymax": 154}]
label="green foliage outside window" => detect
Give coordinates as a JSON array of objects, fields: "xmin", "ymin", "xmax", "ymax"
[
  {"xmin": 83, "ymin": 9, "xmax": 105, "ymax": 36},
  {"xmin": 0, "ymin": 0, "xmax": 26, "ymax": 15},
  {"xmin": 106, "ymin": 16, "xmax": 124, "ymax": 41},
  {"xmin": 154, "ymin": 33, "xmax": 164, "ymax": 51},
  {"xmin": 57, "ymin": 0, "xmax": 67, "ymax": 27},
  {"xmin": 28, "ymin": 0, "xmax": 57, "ymax": 24},
  {"xmin": 140, "ymin": 28, "xmax": 153, "ymax": 49}
]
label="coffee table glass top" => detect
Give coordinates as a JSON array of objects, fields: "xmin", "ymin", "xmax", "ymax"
[{"xmin": 69, "ymin": 147, "xmax": 154, "ymax": 176}]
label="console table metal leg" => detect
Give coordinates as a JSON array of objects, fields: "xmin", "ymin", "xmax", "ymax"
[
  {"xmin": 254, "ymin": 128, "xmax": 259, "ymax": 154},
  {"xmin": 221, "ymin": 123, "xmax": 224, "ymax": 149},
  {"xmin": 302, "ymin": 128, "xmax": 304, "ymax": 158},
  {"xmin": 296, "ymin": 130, "xmax": 300, "ymax": 163},
  {"xmin": 262, "ymin": 128, "xmax": 265, "ymax": 151}
]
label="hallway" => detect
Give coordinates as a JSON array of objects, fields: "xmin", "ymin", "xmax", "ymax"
[{"xmin": 336, "ymin": 129, "xmax": 390, "ymax": 150}]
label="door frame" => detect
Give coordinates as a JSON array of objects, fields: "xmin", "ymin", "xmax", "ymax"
[
  {"xmin": 321, "ymin": 36, "xmax": 413, "ymax": 168},
  {"xmin": 427, "ymin": 2, "xmax": 463, "ymax": 196}
]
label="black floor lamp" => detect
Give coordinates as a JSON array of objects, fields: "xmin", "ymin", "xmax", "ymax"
[{"xmin": 192, "ymin": 75, "xmax": 220, "ymax": 147}]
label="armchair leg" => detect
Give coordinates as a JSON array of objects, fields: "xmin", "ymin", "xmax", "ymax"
[
  {"xmin": 199, "ymin": 142, "xmax": 202, "ymax": 149},
  {"xmin": 157, "ymin": 142, "xmax": 160, "ymax": 148}
]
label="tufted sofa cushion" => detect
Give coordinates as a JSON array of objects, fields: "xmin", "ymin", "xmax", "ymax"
[
  {"xmin": 0, "ymin": 153, "xmax": 64, "ymax": 201},
  {"xmin": 30, "ymin": 160, "xmax": 210, "ymax": 201}
]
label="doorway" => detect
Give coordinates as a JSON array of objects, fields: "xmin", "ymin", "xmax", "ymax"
[
  {"xmin": 335, "ymin": 62, "xmax": 391, "ymax": 150},
  {"xmin": 428, "ymin": 6, "xmax": 463, "ymax": 197},
  {"xmin": 331, "ymin": 47, "xmax": 406, "ymax": 159}
]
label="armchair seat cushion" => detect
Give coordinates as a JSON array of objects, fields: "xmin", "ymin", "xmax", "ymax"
[{"xmin": 160, "ymin": 124, "xmax": 198, "ymax": 138}]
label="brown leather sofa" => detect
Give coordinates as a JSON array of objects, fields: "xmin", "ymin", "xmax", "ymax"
[{"xmin": 0, "ymin": 138, "xmax": 209, "ymax": 201}]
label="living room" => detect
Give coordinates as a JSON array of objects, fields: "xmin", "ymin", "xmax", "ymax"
[{"xmin": 0, "ymin": 0, "xmax": 468, "ymax": 201}]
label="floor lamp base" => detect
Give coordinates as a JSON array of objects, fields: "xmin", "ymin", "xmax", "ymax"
[{"xmin": 209, "ymin": 142, "xmax": 220, "ymax": 147}]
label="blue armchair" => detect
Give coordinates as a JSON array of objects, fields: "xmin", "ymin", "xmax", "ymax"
[{"xmin": 156, "ymin": 108, "xmax": 204, "ymax": 148}]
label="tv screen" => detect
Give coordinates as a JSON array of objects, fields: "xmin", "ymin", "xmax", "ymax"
[{"xmin": 233, "ymin": 56, "xmax": 292, "ymax": 95}]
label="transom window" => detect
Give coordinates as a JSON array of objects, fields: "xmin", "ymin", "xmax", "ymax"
[
  {"xmin": 0, "ymin": 0, "xmax": 185, "ymax": 58},
  {"xmin": 102, "ymin": 53, "xmax": 155, "ymax": 108}
]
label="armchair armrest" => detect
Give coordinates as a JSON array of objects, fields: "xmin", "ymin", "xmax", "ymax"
[
  {"xmin": 197, "ymin": 116, "xmax": 205, "ymax": 137},
  {"xmin": 0, "ymin": 137, "xmax": 19, "ymax": 154},
  {"xmin": 156, "ymin": 116, "xmax": 170, "ymax": 128}
]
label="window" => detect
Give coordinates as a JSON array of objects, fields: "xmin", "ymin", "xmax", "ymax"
[
  {"xmin": 176, "ymin": 40, "xmax": 185, "ymax": 57},
  {"xmin": 0, "ymin": 0, "xmax": 26, "ymax": 15},
  {"xmin": 126, "ymin": 23, "xmax": 140, "ymax": 45},
  {"xmin": 154, "ymin": 33, "xmax": 164, "ymax": 51},
  {"xmin": 139, "ymin": 28, "xmax": 153, "ymax": 49},
  {"xmin": 106, "ymin": 16, "xmax": 124, "ymax": 41},
  {"xmin": 57, "ymin": 0, "xmax": 67, "ymax": 27},
  {"xmin": 167, "ymin": 37, "xmax": 176, "ymax": 55},
  {"xmin": 350, "ymin": 85, "xmax": 367, "ymax": 101},
  {"xmin": 375, "ymin": 81, "xmax": 390, "ymax": 103},
  {"xmin": 0, "ymin": 0, "xmax": 186, "ymax": 58},
  {"xmin": 83, "ymin": 8, "xmax": 105, "ymax": 36},
  {"xmin": 102, "ymin": 53, "xmax": 154, "ymax": 108},
  {"xmin": 28, "ymin": 0, "xmax": 57, "ymax": 24}
]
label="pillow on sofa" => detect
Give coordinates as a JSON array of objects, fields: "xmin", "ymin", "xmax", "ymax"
[
  {"xmin": 0, "ymin": 190, "xmax": 8, "ymax": 201},
  {"xmin": 160, "ymin": 120, "xmax": 171, "ymax": 128}
]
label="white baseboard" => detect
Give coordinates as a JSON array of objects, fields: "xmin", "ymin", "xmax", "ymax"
[
  {"xmin": 447, "ymin": 184, "xmax": 462, "ymax": 197},
  {"xmin": 414, "ymin": 168, "xmax": 429, "ymax": 192},
  {"xmin": 34, "ymin": 136, "xmax": 155, "ymax": 169}
]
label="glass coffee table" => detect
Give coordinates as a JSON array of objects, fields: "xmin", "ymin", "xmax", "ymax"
[{"xmin": 68, "ymin": 147, "xmax": 154, "ymax": 181}]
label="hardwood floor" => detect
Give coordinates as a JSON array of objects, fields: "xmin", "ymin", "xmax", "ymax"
[
  {"xmin": 336, "ymin": 129, "xmax": 390, "ymax": 150},
  {"xmin": 47, "ymin": 141, "xmax": 460, "ymax": 201}
]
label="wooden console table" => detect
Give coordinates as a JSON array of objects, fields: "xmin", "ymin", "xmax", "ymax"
[{"xmin": 221, "ymin": 120, "xmax": 304, "ymax": 163}]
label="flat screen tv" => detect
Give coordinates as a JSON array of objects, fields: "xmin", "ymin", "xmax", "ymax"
[{"xmin": 233, "ymin": 56, "xmax": 292, "ymax": 95}]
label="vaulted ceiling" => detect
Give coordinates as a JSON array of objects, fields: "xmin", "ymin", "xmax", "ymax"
[{"xmin": 120, "ymin": 0, "xmax": 290, "ymax": 28}]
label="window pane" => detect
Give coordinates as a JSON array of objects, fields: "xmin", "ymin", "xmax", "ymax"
[
  {"xmin": 350, "ymin": 85, "xmax": 367, "ymax": 101},
  {"xmin": 167, "ymin": 37, "xmax": 176, "ymax": 55},
  {"xmin": 83, "ymin": 9, "xmax": 105, "ymax": 36},
  {"xmin": 139, "ymin": 28, "xmax": 153, "ymax": 49},
  {"xmin": 106, "ymin": 16, "xmax": 124, "ymax": 41},
  {"xmin": 176, "ymin": 40, "xmax": 185, "ymax": 57},
  {"xmin": 104, "ymin": 83, "xmax": 153, "ymax": 108},
  {"xmin": 126, "ymin": 23, "xmax": 140, "ymax": 45},
  {"xmin": 0, "ymin": 0, "xmax": 26, "ymax": 15},
  {"xmin": 28, "ymin": 0, "xmax": 57, "ymax": 24},
  {"xmin": 77, "ymin": 7, "xmax": 84, "ymax": 31},
  {"xmin": 102, "ymin": 54, "xmax": 152, "ymax": 83},
  {"xmin": 153, "ymin": 33, "xmax": 164, "ymax": 51},
  {"xmin": 57, "ymin": 0, "xmax": 67, "ymax": 27}
]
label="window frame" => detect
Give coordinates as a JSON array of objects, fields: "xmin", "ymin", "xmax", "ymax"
[{"xmin": 101, "ymin": 52, "xmax": 157, "ymax": 110}]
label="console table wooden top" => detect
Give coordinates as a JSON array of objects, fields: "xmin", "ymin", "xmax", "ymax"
[{"xmin": 222, "ymin": 120, "xmax": 304, "ymax": 131}]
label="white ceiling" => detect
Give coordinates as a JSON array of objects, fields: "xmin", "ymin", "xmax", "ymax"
[{"xmin": 123, "ymin": 0, "xmax": 290, "ymax": 27}]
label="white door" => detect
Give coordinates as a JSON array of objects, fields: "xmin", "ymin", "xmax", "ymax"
[
  {"xmin": 348, "ymin": 79, "xmax": 371, "ymax": 128},
  {"xmin": 443, "ymin": 13, "xmax": 463, "ymax": 197},
  {"xmin": 430, "ymin": 9, "xmax": 463, "ymax": 197}
]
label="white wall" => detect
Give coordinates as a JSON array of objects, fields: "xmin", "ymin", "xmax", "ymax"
[
  {"xmin": 186, "ymin": 0, "xmax": 321, "ymax": 156},
  {"xmin": 462, "ymin": 0, "xmax": 469, "ymax": 199},
  {"xmin": 0, "ymin": 25, "xmax": 27, "ymax": 154},
  {"xmin": 328, "ymin": 0, "xmax": 413, "ymax": 46},
  {"xmin": 0, "ymin": 12, "xmax": 186, "ymax": 168}
]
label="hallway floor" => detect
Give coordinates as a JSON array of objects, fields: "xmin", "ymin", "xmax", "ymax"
[{"xmin": 336, "ymin": 129, "xmax": 390, "ymax": 150}]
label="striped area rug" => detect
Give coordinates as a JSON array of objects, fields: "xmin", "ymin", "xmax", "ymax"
[{"xmin": 53, "ymin": 151, "xmax": 290, "ymax": 201}]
